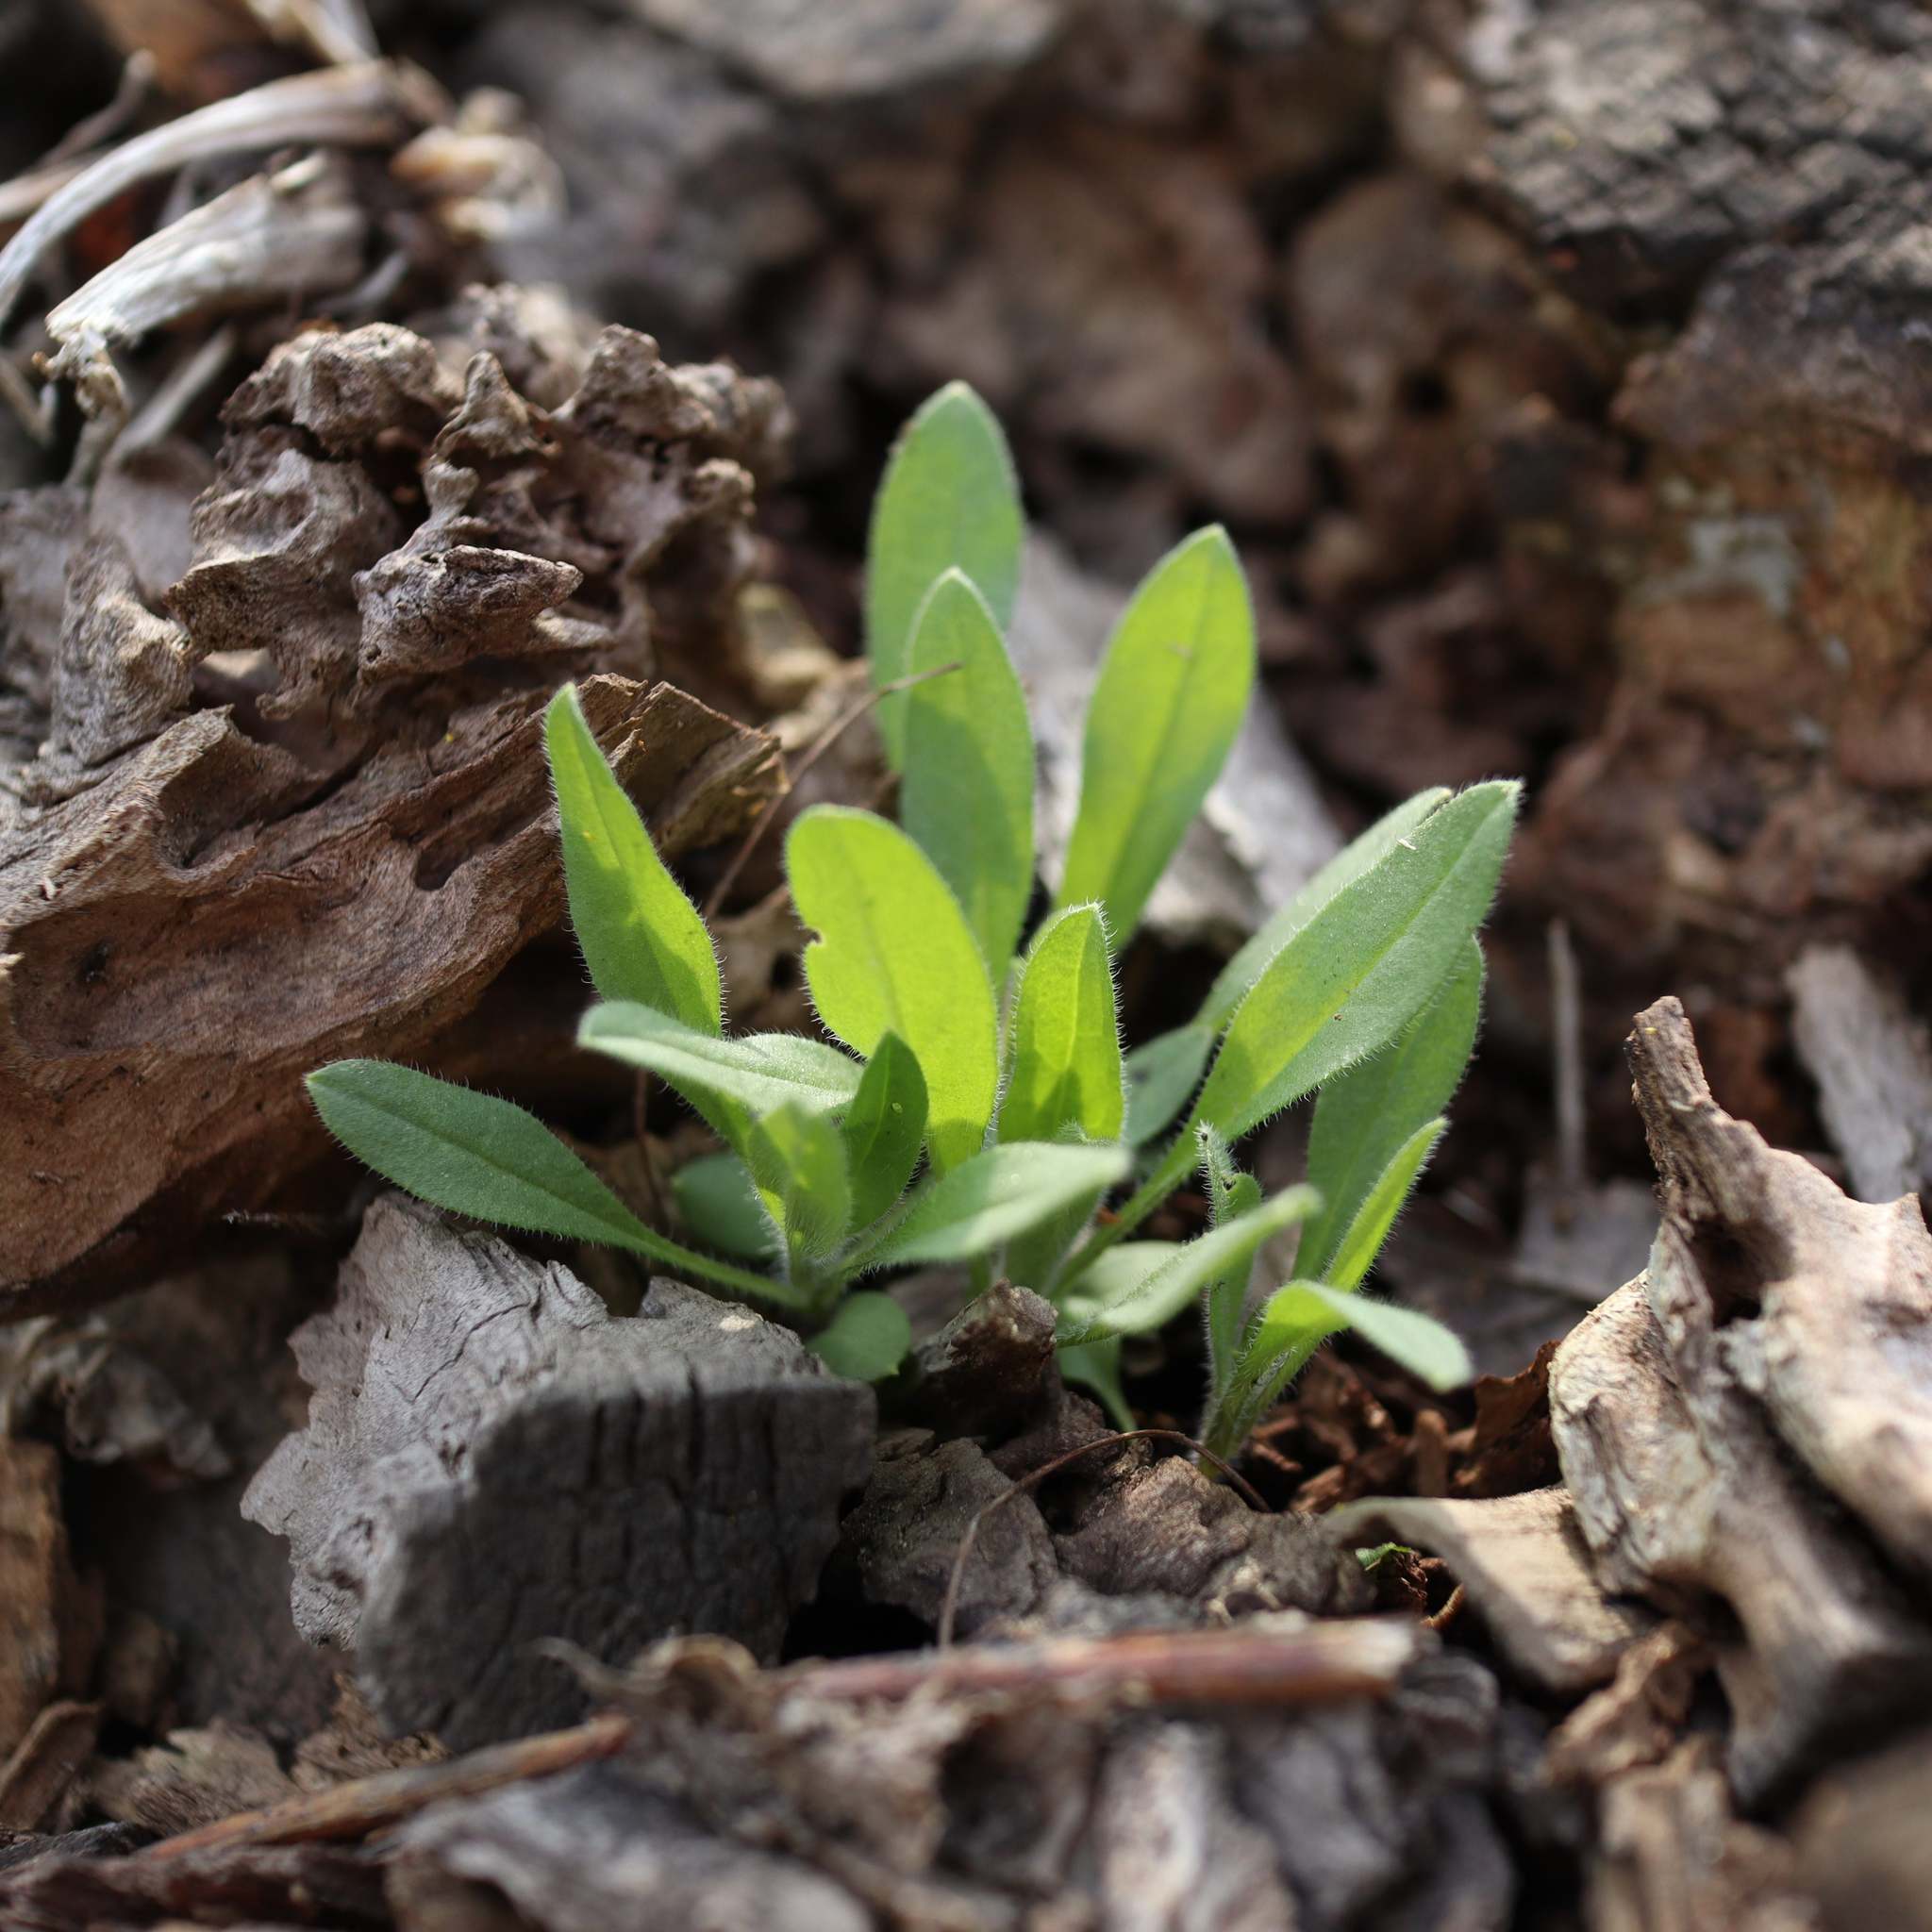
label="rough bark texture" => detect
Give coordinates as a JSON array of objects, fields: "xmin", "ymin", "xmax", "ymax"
[
  {"xmin": 1550, "ymin": 997, "xmax": 1932, "ymax": 1803},
  {"xmin": 0, "ymin": 313, "xmax": 784, "ymax": 1315},
  {"xmin": 242, "ymin": 1197, "xmax": 875, "ymax": 1750}
]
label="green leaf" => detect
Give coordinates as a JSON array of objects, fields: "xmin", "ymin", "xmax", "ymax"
[
  {"xmin": 1296, "ymin": 940, "xmax": 1481, "ymax": 1285},
  {"xmin": 1202, "ymin": 789, "xmax": 1451, "ymax": 1034},
  {"xmin": 306, "ymin": 1060, "xmax": 791, "ymax": 1304},
  {"xmin": 1123, "ymin": 1024, "xmax": 1213, "ymax": 1146},
  {"xmin": 1000, "ymin": 907, "xmax": 1124, "ymax": 1144},
  {"xmin": 901, "ymin": 571, "xmax": 1035, "ymax": 972},
  {"xmin": 1319, "ymin": 1116, "xmax": 1445, "ymax": 1293},
  {"xmin": 861, "ymin": 1141, "xmax": 1129, "ymax": 1269},
  {"xmin": 1196, "ymin": 781, "xmax": 1518, "ymax": 1142},
  {"xmin": 788, "ymin": 806, "xmax": 999, "ymax": 1174},
  {"xmin": 1057, "ymin": 1334, "xmax": 1135, "ymax": 1431},
  {"xmin": 841, "ymin": 1032, "xmax": 928, "ymax": 1230},
  {"xmin": 578, "ymin": 1002, "xmax": 861, "ymax": 1138},
  {"xmin": 746, "ymin": 1101, "xmax": 852, "ymax": 1268},
  {"xmin": 1253, "ymin": 1279, "xmax": 1471, "ymax": 1394},
  {"xmin": 866, "ymin": 382, "xmax": 1023, "ymax": 768},
  {"xmin": 544, "ymin": 685, "xmax": 721, "ymax": 1032},
  {"xmin": 1057, "ymin": 1184, "xmax": 1320, "ymax": 1345},
  {"xmin": 808, "ymin": 1291, "xmax": 912, "ymax": 1382},
  {"xmin": 671, "ymin": 1150, "xmax": 777, "ymax": 1261},
  {"xmin": 1058, "ymin": 527, "xmax": 1255, "ymax": 942},
  {"xmin": 1206, "ymin": 1276, "xmax": 1470, "ymax": 1460}
]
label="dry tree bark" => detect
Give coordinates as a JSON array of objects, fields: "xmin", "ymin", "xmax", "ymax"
[
  {"xmin": 0, "ymin": 305, "xmax": 787, "ymax": 1314},
  {"xmin": 242, "ymin": 1197, "xmax": 875, "ymax": 1750},
  {"xmin": 1550, "ymin": 996, "xmax": 1932, "ymax": 1804}
]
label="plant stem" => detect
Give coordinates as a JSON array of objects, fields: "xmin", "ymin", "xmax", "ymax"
[
  {"xmin": 613, "ymin": 1224, "xmax": 811, "ymax": 1309},
  {"xmin": 1047, "ymin": 1124, "xmax": 1195, "ymax": 1294}
]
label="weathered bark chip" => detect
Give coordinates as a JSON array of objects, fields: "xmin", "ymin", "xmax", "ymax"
[{"xmin": 243, "ymin": 1197, "xmax": 874, "ymax": 1749}]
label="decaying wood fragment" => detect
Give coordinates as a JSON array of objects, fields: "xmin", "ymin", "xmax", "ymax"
[
  {"xmin": 43, "ymin": 156, "xmax": 369, "ymax": 425},
  {"xmin": 1, "ymin": 309, "xmax": 787, "ymax": 1311},
  {"xmin": 0, "ymin": 61, "xmax": 434, "ymax": 336},
  {"xmin": 242, "ymin": 1197, "xmax": 875, "ymax": 1749},
  {"xmin": 1786, "ymin": 943, "xmax": 1932, "ymax": 1204},
  {"xmin": 1327, "ymin": 1489, "xmax": 1652, "ymax": 1696},
  {"xmin": 1587, "ymin": 1738, "xmax": 1819, "ymax": 1932},
  {"xmin": 1550, "ymin": 996, "xmax": 1932, "ymax": 1801},
  {"xmin": 0, "ymin": 1441, "xmax": 90, "ymax": 1766}
]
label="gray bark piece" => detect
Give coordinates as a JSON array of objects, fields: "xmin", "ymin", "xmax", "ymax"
[
  {"xmin": 1091, "ymin": 1723, "xmax": 1296, "ymax": 1932},
  {"xmin": 243, "ymin": 1196, "xmax": 874, "ymax": 1749},
  {"xmin": 398, "ymin": 1761, "xmax": 870, "ymax": 1932},
  {"xmin": 1549, "ymin": 998, "xmax": 1932, "ymax": 1802},
  {"xmin": 1054, "ymin": 1456, "xmax": 1371, "ymax": 1622},
  {"xmin": 1327, "ymin": 1489, "xmax": 1654, "ymax": 1696},
  {"xmin": 630, "ymin": 0, "xmax": 1064, "ymax": 101},
  {"xmin": 837, "ymin": 1431, "xmax": 1059, "ymax": 1640},
  {"xmin": 1787, "ymin": 943, "xmax": 1932, "ymax": 1203},
  {"xmin": 1009, "ymin": 533, "xmax": 1339, "ymax": 948}
]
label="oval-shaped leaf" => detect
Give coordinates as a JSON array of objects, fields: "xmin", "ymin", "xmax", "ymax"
[
  {"xmin": 901, "ymin": 570, "xmax": 1035, "ymax": 973},
  {"xmin": 1001, "ymin": 906, "xmax": 1124, "ymax": 1144},
  {"xmin": 841, "ymin": 1032, "xmax": 928, "ymax": 1230},
  {"xmin": 1201, "ymin": 788, "xmax": 1450, "ymax": 1035},
  {"xmin": 862, "ymin": 1141, "xmax": 1130, "ymax": 1269},
  {"xmin": 1057, "ymin": 1183, "xmax": 1320, "ymax": 1345},
  {"xmin": 1296, "ymin": 940, "xmax": 1481, "ymax": 1285},
  {"xmin": 545, "ymin": 685, "xmax": 721, "ymax": 1032},
  {"xmin": 307, "ymin": 1060, "xmax": 789, "ymax": 1304},
  {"xmin": 578, "ymin": 1002, "xmax": 861, "ymax": 1159},
  {"xmin": 787, "ymin": 807, "xmax": 999, "ymax": 1174},
  {"xmin": 1196, "ymin": 781, "xmax": 1518, "ymax": 1142},
  {"xmin": 1123, "ymin": 1024, "xmax": 1213, "ymax": 1146},
  {"xmin": 866, "ymin": 381, "xmax": 1023, "ymax": 768},
  {"xmin": 808, "ymin": 1291, "xmax": 912, "ymax": 1383},
  {"xmin": 747, "ymin": 1100, "xmax": 852, "ymax": 1267},
  {"xmin": 671, "ymin": 1150, "xmax": 777, "ymax": 1261},
  {"xmin": 1319, "ymin": 1116, "xmax": 1445, "ymax": 1293},
  {"xmin": 1058, "ymin": 527, "xmax": 1255, "ymax": 943},
  {"xmin": 309, "ymin": 1059, "xmax": 649, "ymax": 1248}
]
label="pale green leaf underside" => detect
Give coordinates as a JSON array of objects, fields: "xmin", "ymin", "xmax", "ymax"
[
  {"xmin": 1196, "ymin": 781, "xmax": 1518, "ymax": 1142},
  {"xmin": 1123, "ymin": 1024, "xmax": 1213, "ymax": 1146},
  {"xmin": 544, "ymin": 685, "xmax": 721, "ymax": 1033},
  {"xmin": 1001, "ymin": 906, "xmax": 1124, "ymax": 1144},
  {"xmin": 788, "ymin": 807, "xmax": 999, "ymax": 1174},
  {"xmin": 1201, "ymin": 788, "xmax": 1451, "ymax": 1035},
  {"xmin": 866, "ymin": 1141, "xmax": 1129, "ymax": 1268},
  {"xmin": 1057, "ymin": 1183, "xmax": 1320, "ymax": 1345},
  {"xmin": 1296, "ymin": 938, "xmax": 1482, "ymax": 1284},
  {"xmin": 808, "ymin": 1291, "xmax": 912, "ymax": 1382},
  {"xmin": 901, "ymin": 570, "xmax": 1035, "ymax": 973},
  {"xmin": 866, "ymin": 381, "xmax": 1023, "ymax": 768},
  {"xmin": 1058, "ymin": 525, "xmax": 1255, "ymax": 944},
  {"xmin": 578, "ymin": 1001, "xmax": 861, "ymax": 1127}
]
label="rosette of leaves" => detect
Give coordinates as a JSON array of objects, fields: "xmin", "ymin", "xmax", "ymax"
[{"xmin": 310, "ymin": 382, "xmax": 1517, "ymax": 1454}]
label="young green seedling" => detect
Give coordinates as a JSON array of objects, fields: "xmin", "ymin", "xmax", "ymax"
[{"xmin": 310, "ymin": 383, "xmax": 1515, "ymax": 1443}]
